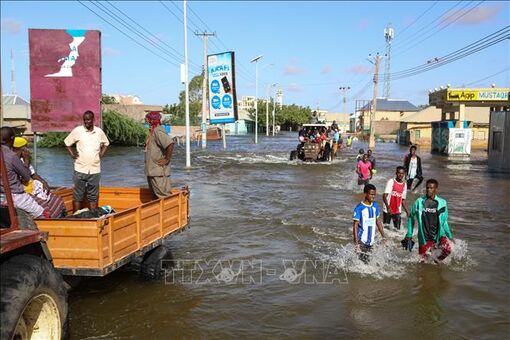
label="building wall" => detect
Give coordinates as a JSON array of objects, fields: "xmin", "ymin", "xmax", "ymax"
[
  {"xmin": 488, "ymin": 111, "xmax": 510, "ymax": 173},
  {"xmin": 362, "ymin": 110, "xmax": 416, "ymax": 130},
  {"xmin": 400, "ymin": 123, "xmax": 489, "ymax": 148},
  {"xmin": 102, "ymin": 104, "xmax": 163, "ymax": 122},
  {"xmin": 374, "ymin": 121, "xmax": 400, "ymax": 135}
]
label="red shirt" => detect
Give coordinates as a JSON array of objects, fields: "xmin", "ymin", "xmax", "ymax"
[{"xmin": 383, "ymin": 178, "xmax": 407, "ymax": 214}]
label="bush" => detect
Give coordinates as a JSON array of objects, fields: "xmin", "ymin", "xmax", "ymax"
[{"xmin": 37, "ymin": 111, "xmax": 148, "ymax": 147}]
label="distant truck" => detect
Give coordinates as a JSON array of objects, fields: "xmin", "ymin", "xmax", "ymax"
[
  {"xmin": 0, "ymin": 148, "xmax": 189, "ymax": 339},
  {"xmin": 290, "ymin": 124, "xmax": 333, "ymax": 162}
]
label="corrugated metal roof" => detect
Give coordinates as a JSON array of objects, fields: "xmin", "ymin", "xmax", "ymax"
[
  {"xmin": 361, "ymin": 98, "xmax": 418, "ymax": 112},
  {"xmin": 2, "ymin": 94, "xmax": 30, "ymax": 106}
]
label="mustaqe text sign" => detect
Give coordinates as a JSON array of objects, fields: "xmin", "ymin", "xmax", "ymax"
[
  {"xmin": 29, "ymin": 29, "xmax": 101, "ymax": 132},
  {"xmin": 207, "ymin": 51, "xmax": 238, "ymax": 125}
]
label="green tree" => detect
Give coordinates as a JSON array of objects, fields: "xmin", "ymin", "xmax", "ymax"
[
  {"xmin": 249, "ymin": 100, "xmax": 311, "ymax": 131},
  {"xmin": 101, "ymin": 94, "xmax": 118, "ymax": 104},
  {"xmin": 166, "ymin": 74, "xmax": 203, "ymax": 126}
]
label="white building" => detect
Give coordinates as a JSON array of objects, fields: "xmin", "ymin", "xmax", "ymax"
[
  {"xmin": 111, "ymin": 94, "xmax": 143, "ymax": 105},
  {"xmin": 238, "ymin": 96, "xmax": 255, "ymax": 111}
]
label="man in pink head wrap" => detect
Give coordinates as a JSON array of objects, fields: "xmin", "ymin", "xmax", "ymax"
[{"xmin": 144, "ymin": 111, "xmax": 175, "ymax": 198}]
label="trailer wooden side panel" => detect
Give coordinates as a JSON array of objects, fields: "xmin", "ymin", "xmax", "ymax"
[{"xmin": 36, "ymin": 186, "xmax": 189, "ymax": 276}]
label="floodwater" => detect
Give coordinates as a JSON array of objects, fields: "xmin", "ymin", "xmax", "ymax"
[{"xmin": 34, "ymin": 133, "xmax": 510, "ymax": 339}]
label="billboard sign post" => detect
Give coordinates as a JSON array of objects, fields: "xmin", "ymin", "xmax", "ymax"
[{"xmin": 207, "ymin": 51, "xmax": 238, "ymax": 125}]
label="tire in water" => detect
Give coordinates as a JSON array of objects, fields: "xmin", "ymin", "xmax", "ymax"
[
  {"xmin": 0, "ymin": 254, "xmax": 68, "ymax": 340},
  {"xmin": 290, "ymin": 150, "xmax": 297, "ymax": 161},
  {"xmin": 140, "ymin": 245, "xmax": 173, "ymax": 280}
]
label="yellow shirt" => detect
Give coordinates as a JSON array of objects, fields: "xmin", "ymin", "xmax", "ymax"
[{"xmin": 64, "ymin": 125, "xmax": 109, "ymax": 174}]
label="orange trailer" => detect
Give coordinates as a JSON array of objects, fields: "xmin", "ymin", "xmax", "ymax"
[{"xmin": 35, "ymin": 186, "xmax": 189, "ymax": 276}]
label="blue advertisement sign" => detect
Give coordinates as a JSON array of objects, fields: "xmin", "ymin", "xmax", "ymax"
[{"xmin": 207, "ymin": 51, "xmax": 238, "ymax": 124}]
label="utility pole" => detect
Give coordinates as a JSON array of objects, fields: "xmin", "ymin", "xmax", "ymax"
[
  {"xmin": 250, "ymin": 55, "xmax": 263, "ymax": 144},
  {"xmin": 383, "ymin": 23, "xmax": 394, "ymax": 99},
  {"xmin": 183, "ymin": 0, "xmax": 191, "ymax": 167},
  {"xmin": 195, "ymin": 31, "xmax": 215, "ymax": 149},
  {"xmin": 265, "ymin": 84, "xmax": 270, "ymax": 136},
  {"xmin": 368, "ymin": 53, "xmax": 384, "ymax": 149},
  {"xmin": 339, "ymin": 86, "xmax": 350, "ymax": 113}
]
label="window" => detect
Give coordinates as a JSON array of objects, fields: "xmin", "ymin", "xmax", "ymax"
[
  {"xmin": 415, "ymin": 130, "xmax": 421, "ymax": 139},
  {"xmin": 492, "ymin": 131, "xmax": 502, "ymax": 151},
  {"xmin": 477, "ymin": 131, "xmax": 485, "ymax": 140}
]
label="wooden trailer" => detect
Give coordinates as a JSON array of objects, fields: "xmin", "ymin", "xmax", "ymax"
[{"xmin": 35, "ymin": 186, "xmax": 189, "ymax": 276}]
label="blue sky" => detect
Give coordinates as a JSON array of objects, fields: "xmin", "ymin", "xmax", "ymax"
[{"xmin": 1, "ymin": 1, "xmax": 509, "ymax": 113}]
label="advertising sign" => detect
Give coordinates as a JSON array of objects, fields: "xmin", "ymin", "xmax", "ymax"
[
  {"xmin": 207, "ymin": 52, "xmax": 238, "ymax": 124},
  {"xmin": 446, "ymin": 89, "xmax": 509, "ymax": 102},
  {"xmin": 29, "ymin": 29, "xmax": 101, "ymax": 132}
]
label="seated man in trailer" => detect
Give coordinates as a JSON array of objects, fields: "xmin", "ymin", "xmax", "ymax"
[{"xmin": 0, "ymin": 127, "xmax": 48, "ymax": 221}]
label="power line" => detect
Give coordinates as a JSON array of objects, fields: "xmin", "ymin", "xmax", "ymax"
[
  {"xmin": 394, "ymin": 0, "xmax": 485, "ymax": 57},
  {"xmin": 387, "ymin": 26, "xmax": 509, "ymax": 79},
  {"xmin": 388, "ymin": 35, "xmax": 508, "ymax": 81},
  {"xmin": 77, "ymin": 0, "xmax": 181, "ymax": 67},
  {"xmin": 90, "ymin": 0, "xmax": 201, "ymax": 72},
  {"xmin": 106, "ymin": 1, "xmax": 183, "ymax": 60},
  {"xmin": 392, "ymin": 1, "xmax": 464, "ymax": 50},
  {"xmin": 464, "ymin": 68, "xmax": 510, "ymax": 87}
]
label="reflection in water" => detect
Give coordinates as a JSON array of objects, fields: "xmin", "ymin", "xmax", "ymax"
[{"xmin": 33, "ymin": 133, "xmax": 509, "ymax": 338}]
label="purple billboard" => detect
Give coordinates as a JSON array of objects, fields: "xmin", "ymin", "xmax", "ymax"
[{"xmin": 29, "ymin": 29, "xmax": 101, "ymax": 132}]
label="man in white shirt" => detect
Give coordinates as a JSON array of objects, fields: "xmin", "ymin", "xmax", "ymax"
[{"xmin": 64, "ymin": 111, "xmax": 109, "ymax": 212}]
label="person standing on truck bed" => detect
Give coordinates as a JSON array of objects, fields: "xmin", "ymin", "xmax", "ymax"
[
  {"xmin": 64, "ymin": 111, "xmax": 109, "ymax": 212},
  {"xmin": 144, "ymin": 111, "xmax": 175, "ymax": 199}
]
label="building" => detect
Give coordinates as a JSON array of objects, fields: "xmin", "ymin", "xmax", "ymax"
[
  {"xmin": 359, "ymin": 98, "xmax": 419, "ymax": 135},
  {"xmin": 238, "ymin": 96, "xmax": 255, "ymax": 111},
  {"xmin": 102, "ymin": 104, "xmax": 163, "ymax": 122},
  {"xmin": 319, "ymin": 111, "xmax": 350, "ymax": 133},
  {"xmin": 224, "ymin": 109, "xmax": 255, "ymax": 135},
  {"xmin": 398, "ymin": 105, "xmax": 490, "ymax": 148},
  {"xmin": 111, "ymin": 94, "xmax": 143, "ymax": 105},
  {"xmin": 2, "ymin": 94, "xmax": 31, "ymax": 134},
  {"xmin": 488, "ymin": 110, "xmax": 510, "ymax": 173}
]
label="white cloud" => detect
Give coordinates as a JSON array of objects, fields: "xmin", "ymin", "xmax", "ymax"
[
  {"xmin": 442, "ymin": 3, "xmax": 504, "ymax": 25},
  {"xmin": 321, "ymin": 65, "xmax": 333, "ymax": 75},
  {"xmin": 283, "ymin": 64, "xmax": 305, "ymax": 76},
  {"xmin": 1, "ymin": 18, "xmax": 22, "ymax": 34},
  {"xmin": 104, "ymin": 47, "xmax": 121, "ymax": 57},
  {"xmin": 345, "ymin": 64, "xmax": 373, "ymax": 74},
  {"xmin": 286, "ymin": 83, "xmax": 303, "ymax": 92}
]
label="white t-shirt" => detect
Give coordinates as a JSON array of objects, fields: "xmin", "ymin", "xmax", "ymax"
[
  {"xmin": 408, "ymin": 157, "xmax": 417, "ymax": 179},
  {"xmin": 64, "ymin": 126, "xmax": 109, "ymax": 174}
]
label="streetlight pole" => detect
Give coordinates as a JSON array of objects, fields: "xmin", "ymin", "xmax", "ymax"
[
  {"xmin": 183, "ymin": 0, "xmax": 191, "ymax": 167},
  {"xmin": 339, "ymin": 86, "xmax": 350, "ymax": 114},
  {"xmin": 265, "ymin": 83, "xmax": 270, "ymax": 136},
  {"xmin": 250, "ymin": 55, "xmax": 263, "ymax": 144},
  {"xmin": 271, "ymin": 83, "xmax": 279, "ymax": 136},
  {"xmin": 367, "ymin": 53, "xmax": 384, "ymax": 149}
]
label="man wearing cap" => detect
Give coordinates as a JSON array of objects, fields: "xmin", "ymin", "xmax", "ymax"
[
  {"xmin": 64, "ymin": 111, "xmax": 109, "ymax": 211},
  {"xmin": 1, "ymin": 127, "xmax": 47, "ymax": 220},
  {"xmin": 144, "ymin": 111, "xmax": 174, "ymax": 199}
]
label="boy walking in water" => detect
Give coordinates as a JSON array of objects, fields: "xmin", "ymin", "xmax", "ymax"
[
  {"xmin": 403, "ymin": 145, "xmax": 423, "ymax": 191},
  {"xmin": 352, "ymin": 184, "xmax": 385, "ymax": 263},
  {"xmin": 405, "ymin": 179, "xmax": 453, "ymax": 262},
  {"xmin": 382, "ymin": 166, "xmax": 409, "ymax": 230},
  {"xmin": 356, "ymin": 154, "xmax": 372, "ymax": 187}
]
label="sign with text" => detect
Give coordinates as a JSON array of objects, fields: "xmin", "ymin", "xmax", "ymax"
[
  {"xmin": 207, "ymin": 51, "xmax": 238, "ymax": 124},
  {"xmin": 446, "ymin": 89, "xmax": 509, "ymax": 102},
  {"xmin": 29, "ymin": 29, "xmax": 101, "ymax": 132}
]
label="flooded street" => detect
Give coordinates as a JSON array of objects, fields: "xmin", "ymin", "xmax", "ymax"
[{"xmin": 35, "ymin": 133, "xmax": 509, "ymax": 339}]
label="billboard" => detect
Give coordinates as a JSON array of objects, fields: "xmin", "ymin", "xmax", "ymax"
[
  {"xmin": 29, "ymin": 29, "xmax": 101, "ymax": 132},
  {"xmin": 207, "ymin": 51, "xmax": 238, "ymax": 124}
]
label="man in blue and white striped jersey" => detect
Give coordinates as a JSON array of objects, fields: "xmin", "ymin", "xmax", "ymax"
[{"xmin": 352, "ymin": 184, "xmax": 386, "ymax": 263}]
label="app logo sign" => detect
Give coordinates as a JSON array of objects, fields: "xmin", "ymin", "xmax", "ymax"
[
  {"xmin": 211, "ymin": 95, "xmax": 221, "ymax": 109},
  {"xmin": 222, "ymin": 94, "xmax": 232, "ymax": 108},
  {"xmin": 210, "ymin": 80, "xmax": 220, "ymax": 94}
]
